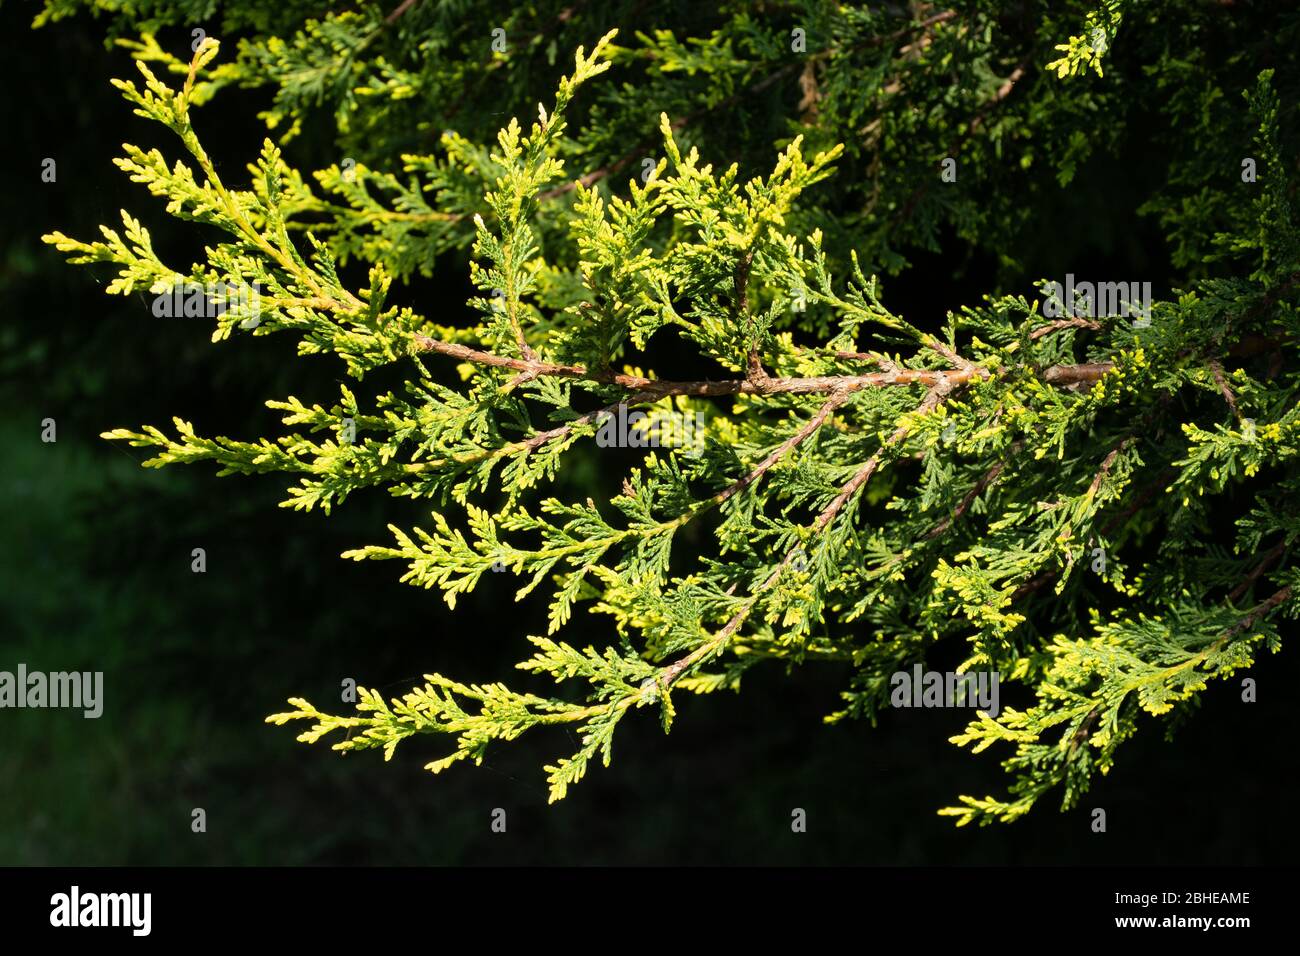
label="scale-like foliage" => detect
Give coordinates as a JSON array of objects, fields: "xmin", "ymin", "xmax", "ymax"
[{"xmin": 38, "ymin": 2, "xmax": 1300, "ymax": 821}]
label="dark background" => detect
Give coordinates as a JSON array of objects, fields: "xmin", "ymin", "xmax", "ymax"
[{"xmin": 1, "ymin": 2, "xmax": 1296, "ymax": 865}]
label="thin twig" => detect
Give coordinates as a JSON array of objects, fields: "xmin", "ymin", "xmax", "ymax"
[
  {"xmin": 704, "ymin": 387, "xmax": 851, "ymax": 510},
  {"xmin": 1029, "ymin": 318, "xmax": 1102, "ymax": 340},
  {"xmin": 385, "ymin": 0, "xmax": 419, "ymax": 25},
  {"xmin": 1043, "ymin": 362, "xmax": 1114, "ymax": 386},
  {"xmin": 1223, "ymin": 585, "xmax": 1293, "ymax": 640},
  {"xmin": 1208, "ymin": 359, "xmax": 1243, "ymax": 424},
  {"xmin": 413, "ymin": 333, "xmax": 1127, "ymax": 397},
  {"xmin": 1085, "ymin": 438, "xmax": 1133, "ymax": 501},
  {"xmin": 923, "ymin": 439, "xmax": 1025, "ymax": 540},
  {"xmin": 1227, "ymin": 536, "xmax": 1292, "ymax": 603}
]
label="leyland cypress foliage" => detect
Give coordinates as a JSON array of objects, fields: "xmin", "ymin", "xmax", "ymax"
[{"xmin": 38, "ymin": 1, "xmax": 1299, "ymax": 824}]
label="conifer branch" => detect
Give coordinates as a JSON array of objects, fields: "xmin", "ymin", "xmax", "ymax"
[
  {"xmin": 43, "ymin": 14, "xmax": 1300, "ymax": 822},
  {"xmin": 411, "ymin": 333, "xmax": 1135, "ymax": 397}
]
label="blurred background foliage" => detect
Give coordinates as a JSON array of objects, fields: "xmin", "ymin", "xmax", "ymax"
[{"xmin": 1, "ymin": 0, "xmax": 1297, "ymax": 864}]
